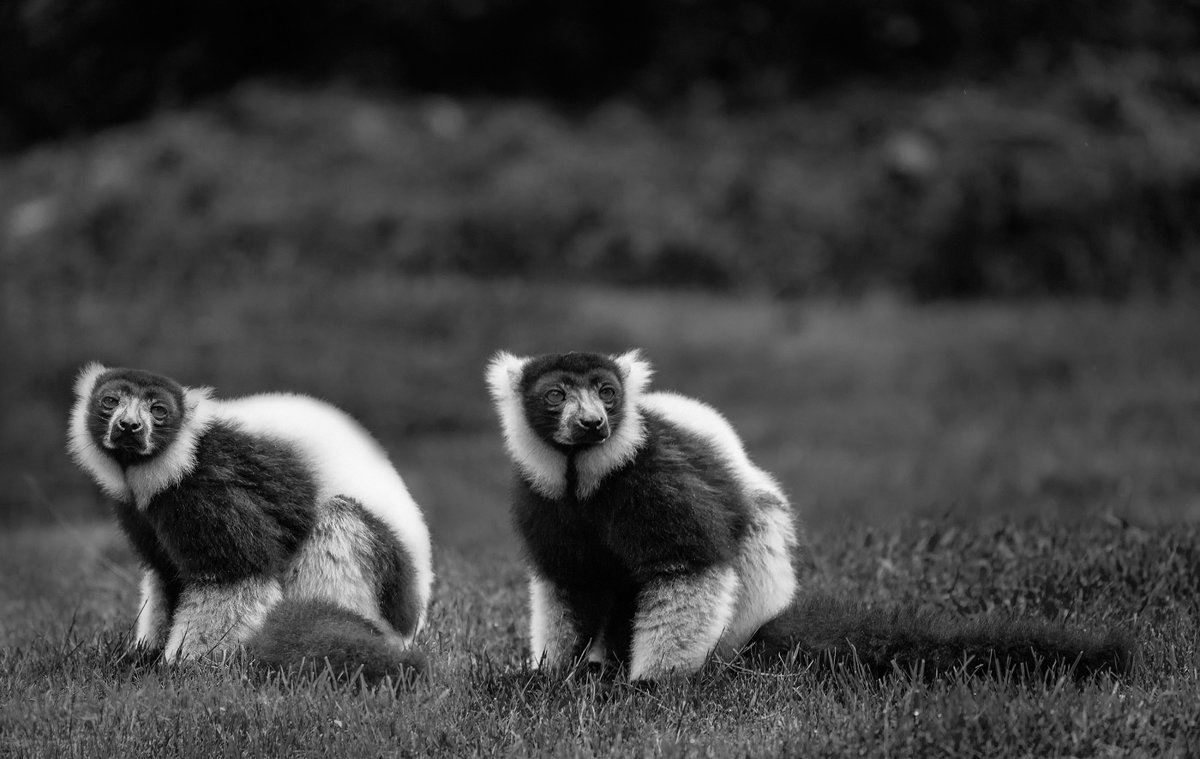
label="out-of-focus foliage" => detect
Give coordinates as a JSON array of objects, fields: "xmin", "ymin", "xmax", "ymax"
[
  {"xmin": 4, "ymin": 69, "xmax": 1199, "ymax": 300},
  {"xmin": 2, "ymin": 0, "xmax": 1198, "ymax": 145}
]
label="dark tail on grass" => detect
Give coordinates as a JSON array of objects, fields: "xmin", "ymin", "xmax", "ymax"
[
  {"xmin": 244, "ymin": 599, "xmax": 427, "ymax": 688},
  {"xmin": 747, "ymin": 593, "xmax": 1133, "ymax": 680}
]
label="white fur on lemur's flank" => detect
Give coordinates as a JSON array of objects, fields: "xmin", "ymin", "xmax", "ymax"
[
  {"xmin": 165, "ymin": 576, "xmax": 283, "ymax": 661},
  {"xmin": 214, "ymin": 393, "xmax": 433, "ymax": 627},
  {"xmin": 719, "ymin": 500, "xmax": 798, "ymax": 656},
  {"xmin": 629, "ymin": 564, "xmax": 739, "ymax": 681},
  {"xmin": 486, "ymin": 349, "xmax": 653, "ymax": 501},
  {"xmin": 283, "ymin": 498, "xmax": 391, "ymax": 636},
  {"xmin": 635, "ymin": 390, "xmax": 797, "ymax": 658},
  {"xmin": 580, "ymin": 367, "xmax": 799, "ymax": 663}
]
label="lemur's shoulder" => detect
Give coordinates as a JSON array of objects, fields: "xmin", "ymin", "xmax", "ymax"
[
  {"xmin": 638, "ymin": 391, "xmax": 786, "ymax": 501},
  {"xmin": 184, "ymin": 419, "xmax": 311, "ymax": 480}
]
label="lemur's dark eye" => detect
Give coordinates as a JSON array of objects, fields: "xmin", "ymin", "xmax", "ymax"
[
  {"xmin": 100, "ymin": 395, "xmax": 118, "ymax": 410},
  {"xmin": 150, "ymin": 404, "xmax": 168, "ymax": 421},
  {"xmin": 598, "ymin": 386, "xmax": 617, "ymax": 403},
  {"xmin": 545, "ymin": 388, "xmax": 566, "ymax": 405}
]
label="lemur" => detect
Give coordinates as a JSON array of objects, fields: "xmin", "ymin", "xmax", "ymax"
[
  {"xmin": 487, "ymin": 350, "xmax": 1132, "ymax": 682},
  {"xmin": 67, "ymin": 363, "xmax": 433, "ymax": 684}
]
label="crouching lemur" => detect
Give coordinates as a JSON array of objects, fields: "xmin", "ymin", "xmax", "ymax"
[
  {"xmin": 487, "ymin": 350, "xmax": 1132, "ymax": 682},
  {"xmin": 68, "ymin": 363, "xmax": 432, "ymax": 685}
]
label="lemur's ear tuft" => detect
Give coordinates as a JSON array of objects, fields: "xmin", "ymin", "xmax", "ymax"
[
  {"xmin": 486, "ymin": 352, "xmax": 529, "ymax": 400},
  {"xmin": 612, "ymin": 349, "xmax": 653, "ymax": 397},
  {"xmin": 74, "ymin": 362, "xmax": 109, "ymax": 399},
  {"xmin": 183, "ymin": 385, "xmax": 215, "ymax": 415}
]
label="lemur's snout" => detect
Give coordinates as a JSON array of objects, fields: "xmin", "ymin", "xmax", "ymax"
[
  {"xmin": 577, "ymin": 415, "xmax": 605, "ymax": 431},
  {"xmin": 108, "ymin": 408, "xmax": 149, "ymax": 452}
]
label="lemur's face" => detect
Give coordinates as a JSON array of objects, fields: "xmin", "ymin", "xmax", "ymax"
[
  {"xmin": 86, "ymin": 369, "xmax": 186, "ymax": 466},
  {"xmin": 520, "ymin": 354, "xmax": 625, "ymax": 449}
]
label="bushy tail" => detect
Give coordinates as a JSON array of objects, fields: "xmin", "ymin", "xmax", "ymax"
[
  {"xmin": 747, "ymin": 593, "xmax": 1133, "ymax": 681},
  {"xmin": 245, "ymin": 599, "xmax": 426, "ymax": 688}
]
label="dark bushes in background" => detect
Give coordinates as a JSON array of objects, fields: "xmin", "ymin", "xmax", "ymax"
[
  {"xmin": 2, "ymin": 0, "xmax": 1199, "ymax": 146},
  {"xmin": 4, "ymin": 75, "xmax": 1198, "ymax": 300}
]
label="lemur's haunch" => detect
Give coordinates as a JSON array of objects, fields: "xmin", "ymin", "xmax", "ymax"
[
  {"xmin": 487, "ymin": 350, "xmax": 1132, "ymax": 682},
  {"xmin": 67, "ymin": 363, "xmax": 432, "ymax": 685}
]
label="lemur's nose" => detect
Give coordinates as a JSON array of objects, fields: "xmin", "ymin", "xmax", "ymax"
[
  {"xmin": 578, "ymin": 416, "xmax": 605, "ymax": 430},
  {"xmin": 118, "ymin": 419, "xmax": 143, "ymax": 432}
]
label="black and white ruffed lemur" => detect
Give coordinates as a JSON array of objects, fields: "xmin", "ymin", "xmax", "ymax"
[
  {"xmin": 487, "ymin": 350, "xmax": 1132, "ymax": 682},
  {"xmin": 67, "ymin": 363, "xmax": 433, "ymax": 684}
]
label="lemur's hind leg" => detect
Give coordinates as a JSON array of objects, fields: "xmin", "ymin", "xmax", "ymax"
[
  {"xmin": 629, "ymin": 565, "xmax": 739, "ymax": 681},
  {"xmin": 165, "ymin": 577, "xmax": 282, "ymax": 661},
  {"xmin": 718, "ymin": 497, "xmax": 800, "ymax": 659},
  {"xmin": 284, "ymin": 496, "xmax": 424, "ymax": 644}
]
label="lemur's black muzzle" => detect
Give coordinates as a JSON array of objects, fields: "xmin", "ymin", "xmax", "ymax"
[{"xmin": 573, "ymin": 414, "xmax": 610, "ymax": 443}]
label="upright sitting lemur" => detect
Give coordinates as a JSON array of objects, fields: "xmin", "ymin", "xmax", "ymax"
[
  {"xmin": 68, "ymin": 363, "xmax": 432, "ymax": 684},
  {"xmin": 487, "ymin": 350, "xmax": 1132, "ymax": 682}
]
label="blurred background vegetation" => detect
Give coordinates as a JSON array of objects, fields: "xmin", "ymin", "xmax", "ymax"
[{"xmin": 2, "ymin": 0, "xmax": 1199, "ymax": 545}]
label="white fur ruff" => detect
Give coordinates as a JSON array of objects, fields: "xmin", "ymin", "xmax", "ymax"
[
  {"xmin": 66, "ymin": 362, "xmax": 217, "ymax": 508},
  {"xmin": 67, "ymin": 363, "xmax": 131, "ymax": 503},
  {"xmin": 575, "ymin": 351, "xmax": 652, "ymax": 499},
  {"xmin": 487, "ymin": 352, "xmax": 567, "ymax": 499},
  {"xmin": 486, "ymin": 350, "xmax": 652, "ymax": 501}
]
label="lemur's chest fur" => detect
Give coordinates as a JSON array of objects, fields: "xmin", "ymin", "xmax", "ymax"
[
  {"xmin": 114, "ymin": 422, "xmax": 318, "ymax": 586},
  {"xmin": 513, "ymin": 412, "xmax": 752, "ymax": 591}
]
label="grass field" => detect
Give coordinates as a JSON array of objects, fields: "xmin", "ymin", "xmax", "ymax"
[
  {"xmin": 2, "ymin": 516, "xmax": 1198, "ymax": 756},
  {"xmin": 3, "ymin": 279, "xmax": 1200, "ymax": 756}
]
